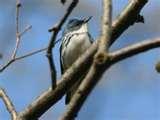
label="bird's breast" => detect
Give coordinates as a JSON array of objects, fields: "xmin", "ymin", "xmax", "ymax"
[{"xmin": 62, "ymin": 33, "xmax": 91, "ymax": 70}]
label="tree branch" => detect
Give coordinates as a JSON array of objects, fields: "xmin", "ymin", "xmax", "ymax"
[
  {"xmin": 99, "ymin": 0, "xmax": 112, "ymax": 52},
  {"xmin": 0, "ymin": 0, "xmax": 31, "ymax": 72},
  {"xmin": 46, "ymin": 0, "xmax": 79, "ymax": 89},
  {"xmin": 0, "ymin": 39, "xmax": 60, "ymax": 73},
  {"xmin": 12, "ymin": 0, "xmax": 22, "ymax": 59},
  {"xmin": 95, "ymin": 0, "xmax": 112, "ymax": 66},
  {"xmin": 0, "ymin": 88, "xmax": 17, "ymax": 120},
  {"xmin": 109, "ymin": 38, "xmax": 160, "ymax": 64},
  {"xmin": 19, "ymin": 25, "xmax": 32, "ymax": 37},
  {"xmin": 111, "ymin": 0, "xmax": 148, "ymax": 45}
]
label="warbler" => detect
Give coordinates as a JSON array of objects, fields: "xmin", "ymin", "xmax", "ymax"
[{"xmin": 60, "ymin": 17, "xmax": 93, "ymax": 104}]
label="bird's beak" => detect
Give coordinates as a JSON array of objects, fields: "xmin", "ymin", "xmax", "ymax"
[{"xmin": 83, "ymin": 16, "xmax": 92, "ymax": 23}]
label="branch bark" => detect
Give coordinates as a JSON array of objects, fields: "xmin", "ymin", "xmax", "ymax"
[
  {"xmin": 99, "ymin": 0, "xmax": 112, "ymax": 52},
  {"xmin": 109, "ymin": 38, "xmax": 160, "ymax": 64},
  {"xmin": 0, "ymin": 88, "xmax": 18, "ymax": 120},
  {"xmin": 111, "ymin": 0, "xmax": 148, "ymax": 45}
]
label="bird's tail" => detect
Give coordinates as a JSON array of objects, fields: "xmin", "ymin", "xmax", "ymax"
[
  {"xmin": 65, "ymin": 71, "xmax": 87, "ymax": 104},
  {"xmin": 65, "ymin": 78, "xmax": 82, "ymax": 104},
  {"xmin": 65, "ymin": 80, "xmax": 81, "ymax": 120},
  {"xmin": 65, "ymin": 68, "xmax": 89, "ymax": 120}
]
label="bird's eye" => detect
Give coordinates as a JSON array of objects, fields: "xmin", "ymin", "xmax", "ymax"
[{"xmin": 74, "ymin": 22, "xmax": 80, "ymax": 26}]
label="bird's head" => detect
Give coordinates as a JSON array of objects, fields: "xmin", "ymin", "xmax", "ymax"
[{"xmin": 63, "ymin": 16, "xmax": 92, "ymax": 35}]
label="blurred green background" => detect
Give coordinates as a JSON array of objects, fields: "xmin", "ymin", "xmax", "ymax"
[{"xmin": 0, "ymin": 0, "xmax": 160, "ymax": 120}]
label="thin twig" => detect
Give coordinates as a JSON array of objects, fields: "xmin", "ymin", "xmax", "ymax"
[
  {"xmin": 0, "ymin": 39, "xmax": 60, "ymax": 73},
  {"xmin": 0, "ymin": 60, "xmax": 15, "ymax": 72},
  {"xmin": 9, "ymin": 0, "xmax": 32, "ymax": 70},
  {"xmin": 19, "ymin": 25, "xmax": 32, "ymax": 37},
  {"xmin": 46, "ymin": 0, "xmax": 79, "ymax": 89},
  {"xmin": 15, "ymin": 38, "xmax": 61, "ymax": 61},
  {"xmin": 12, "ymin": 0, "xmax": 22, "ymax": 59},
  {"xmin": 0, "ymin": 88, "xmax": 18, "ymax": 120},
  {"xmin": 0, "ymin": 1, "xmax": 33, "ymax": 73}
]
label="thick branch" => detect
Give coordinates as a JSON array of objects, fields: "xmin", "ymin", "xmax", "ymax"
[
  {"xmin": 95, "ymin": 0, "xmax": 112, "ymax": 66},
  {"xmin": 111, "ymin": 0, "xmax": 148, "ymax": 45},
  {"xmin": 0, "ymin": 88, "xmax": 17, "ymax": 120},
  {"xmin": 99, "ymin": 0, "xmax": 112, "ymax": 52},
  {"xmin": 109, "ymin": 38, "xmax": 160, "ymax": 63}
]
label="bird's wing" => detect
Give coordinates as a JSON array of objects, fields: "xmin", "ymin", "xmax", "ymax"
[
  {"xmin": 60, "ymin": 38, "xmax": 64, "ymax": 75},
  {"xmin": 87, "ymin": 32, "xmax": 94, "ymax": 43}
]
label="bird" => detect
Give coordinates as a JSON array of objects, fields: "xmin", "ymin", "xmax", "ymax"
[{"xmin": 60, "ymin": 17, "xmax": 93, "ymax": 104}]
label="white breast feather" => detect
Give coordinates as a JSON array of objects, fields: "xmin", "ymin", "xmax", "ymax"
[{"xmin": 62, "ymin": 23, "xmax": 91, "ymax": 70}]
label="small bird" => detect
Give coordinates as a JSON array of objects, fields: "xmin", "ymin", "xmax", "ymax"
[{"xmin": 60, "ymin": 17, "xmax": 93, "ymax": 104}]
